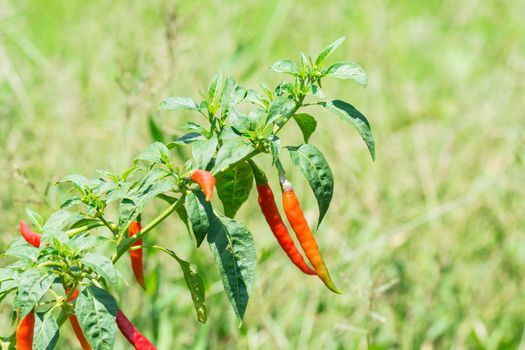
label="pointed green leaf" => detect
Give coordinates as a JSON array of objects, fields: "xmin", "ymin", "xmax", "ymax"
[
  {"xmin": 33, "ymin": 311, "xmax": 59, "ymax": 350},
  {"xmin": 14, "ymin": 269, "xmax": 54, "ymax": 320},
  {"xmin": 80, "ymin": 253, "xmax": 118, "ymax": 288},
  {"xmin": 208, "ymin": 72, "xmax": 223, "ymax": 104},
  {"xmin": 192, "ymin": 134, "xmax": 218, "ymax": 169},
  {"xmin": 207, "ymin": 214, "xmax": 256, "ymax": 323},
  {"xmin": 135, "ymin": 142, "xmax": 171, "ymax": 164},
  {"xmin": 76, "ymin": 286, "xmax": 117, "ymax": 350},
  {"xmin": 315, "ymin": 37, "xmax": 345, "ymax": 66},
  {"xmin": 160, "ymin": 96, "xmax": 199, "ymax": 111},
  {"xmin": 158, "ymin": 248, "xmax": 207, "ymax": 323},
  {"xmin": 148, "ymin": 115, "xmax": 165, "ymax": 143},
  {"xmin": 286, "ymin": 144, "xmax": 334, "ymax": 227},
  {"xmin": 185, "ymin": 190, "xmax": 211, "ymax": 247},
  {"xmin": 325, "ymin": 62, "xmax": 367, "ymax": 86},
  {"xmin": 293, "ymin": 113, "xmax": 317, "ymax": 143},
  {"xmin": 270, "ymin": 60, "xmax": 298, "ymax": 75},
  {"xmin": 213, "ymin": 139, "xmax": 254, "ymax": 173},
  {"xmin": 216, "ymin": 162, "xmax": 253, "ymax": 218},
  {"xmin": 321, "ymin": 100, "xmax": 375, "ymax": 160},
  {"xmin": 266, "ymin": 96, "xmax": 296, "ymax": 126}
]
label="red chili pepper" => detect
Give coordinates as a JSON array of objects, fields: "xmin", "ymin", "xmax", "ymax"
[
  {"xmin": 281, "ymin": 179, "xmax": 342, "ymax": 294},
  {"xmin": 249, "ymin": 161, "xmax": 315, "ymax": 275},
  {"xmin": 16, "ymin": 309, "xmax": 35, "ymax": 350},
  {"xmin": 116, "ymin": 310, "xmax": 156, "ymax": 350},
  {"xmin": 190, "ymin": 170, "xmax": 216, "ymax": 201},
  {"xmin": 19, "ymin": 221, "xmax": 41, "ymax": 248},
  {"xmin": 128, "ymin": 221, "xmax": 145, "ymax": 290},
  {"xmin": 65, "ymin": 289, "xmax": 92, "ymax": 350},
  {"xmin": 69, "ymin": 314, "xmax": 92, "ymax": 350}
]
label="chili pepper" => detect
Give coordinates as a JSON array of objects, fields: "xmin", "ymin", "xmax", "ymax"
[
  {"xmin": 65, "ymin": 289, "xmax": 92, "ymax": 350},
  {"xmin": 69, "ymin": 314, "xmax": 92, "ymax": 350},
  {"xmin": 116, "ymin": 310, "xmax": 156, "ymax": 350},
  {"xmin": 128, "ymin": 220, "xmax": 145, "ymax": 290},
  {"xmin": 281, "ymin": 179, "xmax": 342, "ymax": 294},
  {"xmin": 19, "ymin": 221, "xmax": 41, "ymax": 248},
  {"xmin": 190, "ymin": 170, "xmax": 216, "ymax": 201},
  {"xmin": 249, "ymin": 161, "xmax": 315, "ymax": 275},
  {"xmin": 16, "ymin": 309, "xmax": 35, "ymax": 350}
]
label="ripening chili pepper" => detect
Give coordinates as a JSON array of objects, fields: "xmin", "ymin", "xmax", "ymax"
[
  {"xmin": 249, "ymin": 161, "xmax": 315, "ymax": 275},
  {"xmin": 19, "ymin": 221, "xmax": 41, "ymax": 248},
  {"xmin": 190, "ymin": 169, "xmax": 216, "ymax": 201},
  {"xmin": 16, "ymin": 309, "xmax": 35, "ymax": 350},
  {"xmin": 281, "ymin": 179, "xmax": 342, "ymax": 294},
  {"xmin": 116, "ymin": 310, "xmax": 156, "ymax": 350},
  {"xmin": 128, "ymin": 220, "xmax": 145, "ymax": 290},
  {"xmin": 65, "ymin": 289, "xmax": 92, "ymax": 350}
]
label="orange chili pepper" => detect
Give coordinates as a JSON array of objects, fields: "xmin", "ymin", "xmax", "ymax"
[
  {"xmin": 190, "ymin": 170, "xmax": 216, "ymax": 201},
  {"xmin": 128, "ymin": 220, "xmax": 145, "ymax": 290},
  {"xmin": 16, "ymin": 309, "xmax": 35, "ymax": 350},
  {"xmin": 281, "ymin": 179, "xmax": 342, "ymax": 294}
]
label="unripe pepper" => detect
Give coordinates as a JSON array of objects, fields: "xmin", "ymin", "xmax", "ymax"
[
  {"xmin": 19, "ymin": 221, "xmax": 41, "ymax": 248},
  {"xmin": 281, "ymin": 179, "xmax": 342, "ymax": 294},
  {"xmin": 116, "ymin": 310, "xmax": 156, "ymax": 350},
  {"xmin": 190, "ymin": 170, "xmax": 216, "ymax": 201},
  {"xmin": 249, "ymin": 161, "xmax": 315, "ymax": 275},
  {"xmin": 128, "ymin": 220, "xmax": 145, "ymax": 290},
  {"xmin": 16, "ymin": 309, "xmax": 35, "ymax": 350}
]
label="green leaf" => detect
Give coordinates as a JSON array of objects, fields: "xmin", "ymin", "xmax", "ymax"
[
  {"xmin": 220, "ymin": 78, "xmax": 246, "ymax": 109},
  {"xmin": 266, "ymin": 96, "xmax": 296, "ymax": 126},
  {"xmin": 80, "ymin": 253, "xmax": 118, "ymax": 289},
  {"xmin": 135, "ymin": 142, "xmax": 171, "ymax": 164},
  {"xmin": 14, "ymin": 269, "xmax": 55, "ymax": 320},
  {"xmin": 286, "ymin": 144, "xmax": 334, "ymax": 227},
  {"xmin": 192, "ymin": 134, "xmax": 218, "ymax": 169},
  {"xmin": 315, "ymin": 36, "xmax": 345, "ymax": 66},
  {"xmin": 148, "ymin": 115, "xmax": 165, "ymax": 143},
  {"xmin": 325, "ymin": 62, "xmax": 367, "ymax": 86},
  {"xmin": 5, "ymin": 238, "xmax": 38, "ymax": 261},
  {"xmin": 268, "ymin": 135, "xmax": 281, "ymax": 166},
  {"xmin": 213, "ymin": 139, "xmax": 254, "ymax": 173},
  {"xmin": 158, "ymin": 248, "xmax": 207, "ymax": 323},
  {"xmin": 293, "ymin": 113, "xmax": 317, "ymax": 143},
  {"xmin": 33, "ymin": 311, "xmax": 59, "ymax": 350},
  {"xmin": 270, "ymin": 60, "xmax": 298, "ymax": 75},
  {"xmin": 160, "ymin": 96, "xmax": 199, "ymax": 111},
  {"xmin": 25, "ymin": 208, "xmax": 44, "ymax": 231},
  {"xmin": 207, "ymin": 214, "xmax": 256, "ymax": 324},
  {"xmin": 175, "ymin": 204, "xmax": 192, "ymax": 237},
  {"xmin": 75, "ymin": 286, "xmax": 117, "ymax": 350},
  {"xmin": 208, "ymin": 72, "xmax": 223, "ymax": 104},
  {"xmin": 185, "ymin": 190, "xmax": 211, "ymax": 247},
  {"xmin": 321, "ymin": 100, "xmax": 375, "ymax": 160},
  {"xmin": 216, "ymin": 162, "xmax": 253, "ymax": 218},
  {"xmin": 168, "ymin": 132, "xmax": 204, "ymax": 147},
  {"xmin": 229, "ymin": 108, "xmax": 260, "ymax": 133}
]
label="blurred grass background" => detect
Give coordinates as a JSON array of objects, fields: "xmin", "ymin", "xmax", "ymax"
[{"xmin": 1, "ymin": 0, "xmax": 525, "ymax": 349}]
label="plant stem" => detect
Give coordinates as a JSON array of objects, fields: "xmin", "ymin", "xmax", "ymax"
[{"xmin": 66, "ymin": 222, "xmax": 104, "ymax": 237}]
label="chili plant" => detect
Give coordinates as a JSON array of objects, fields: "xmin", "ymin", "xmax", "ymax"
[{"xmin": 1, "ymin": 37, "xmax": 374, "ymax": 349}]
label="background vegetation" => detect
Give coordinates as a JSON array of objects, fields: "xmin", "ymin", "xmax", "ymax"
[{"xmin": 1, "ymin": 0, "xmax": 524, "ymax": 349}]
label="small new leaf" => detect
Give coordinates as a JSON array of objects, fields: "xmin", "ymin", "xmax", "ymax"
[
  {"xmin": 325, "ymin": 62, "xmax": 368, "ymax": 86},
  {"xmin": 315, "ymin": 36, "xmax": 345, "ymax": 67},
  {"xmin": 270, "ymin": 60, "xmax": 298, "ymax": 75},
  {"xmin": 160, "ymin": 96, "xmax": 199, "ymax": 111}
]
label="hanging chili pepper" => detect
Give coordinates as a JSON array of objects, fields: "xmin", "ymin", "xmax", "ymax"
[
  {"xmin": 249, "ymin": 161, "xmax": 315, "ymax": 275},
  {"xmin": 281, "ymin": 179, "xmax": 342, "ymax": 294},
  {"xmin": 69, "ymin": 315, "xmax": 92, "ymax": 350},
  {"xmin": 128, "ymin": 220, "xmax": 145, "ymax": 290},
  {"xmin": 116, "ymin": 310, "xmax": 156, "ymax": 350},
  {"xmin": 190, "ymin": 170, "xmax": 216, "ymax": 201},
  {"xmin": 16, "ymin": 309, "xmax": 35, "ymax": 350},
  {"xmin": 65, "ymin": 289, "xmax": 91, "ymax": 350},
  {"xmin": 19, "ymin": 221, "xmax": 41, "ymax": 248}
]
